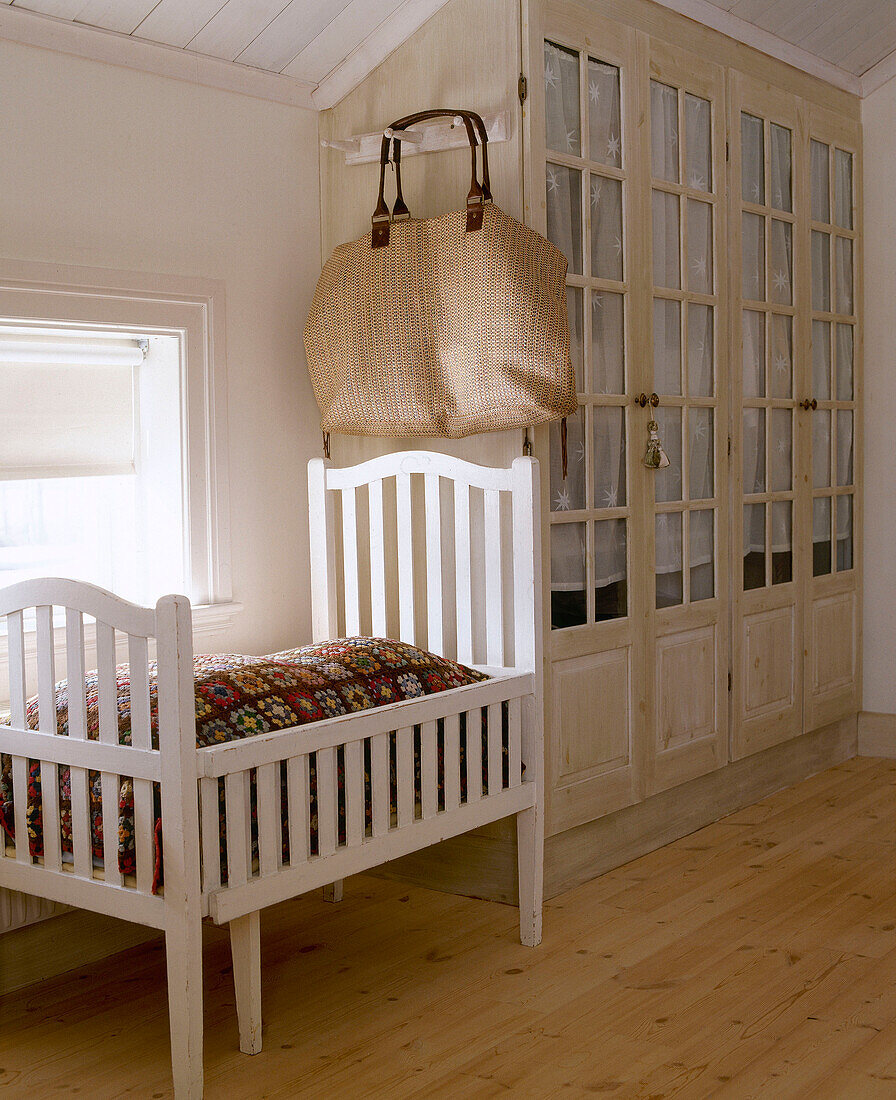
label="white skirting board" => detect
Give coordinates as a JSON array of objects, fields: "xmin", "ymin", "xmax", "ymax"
[
  {"xmin": 858, "ymin": 712, "xmax": 896, "ymax": 758},
  {"xmin": 0, "ymin": 887, "xmax": 67, "ymax": 933}
]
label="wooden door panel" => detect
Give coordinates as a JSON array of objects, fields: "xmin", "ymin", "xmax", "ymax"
[
  {"xmin": 552, "ymin": 650, "xmax": 631, "ymax": 784},
  {"xmin": 656, "ymin": 626, "xmax": 716, "ymax": 752},
  {"xmin": 743, "ymin": 606, "xmax": 795, "ymax": 717}
]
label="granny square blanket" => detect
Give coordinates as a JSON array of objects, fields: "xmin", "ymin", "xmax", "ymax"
[{"xmin": 0, "ymin": 638, "xmax": 490, "ymax": 891}]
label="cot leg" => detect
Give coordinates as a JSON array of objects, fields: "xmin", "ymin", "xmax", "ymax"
[
  {"xmin": 165, "ymin": 918, "xmax": 204, "ymax": 1099},
  {"xmin": 322, "ymin": 879, "xmax": 344, "ymax": 903},
  {"xmin": 229, "ymin": 911, "xmax": 262, "ymax": 1055},
  {"xmin": 516, "ymin": 805, "xmax": 543, "ymax": 947}
]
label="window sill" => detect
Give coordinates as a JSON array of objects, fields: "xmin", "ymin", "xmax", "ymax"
[{"xmin": 190, "ymin": 601, "xmax": 244, "ymax": 640}]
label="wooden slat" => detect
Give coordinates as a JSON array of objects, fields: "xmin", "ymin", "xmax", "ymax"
[
  {"xmin": 200, "ymin": 776, "xmax": 222, "ymax": 892},
  {"xmin": 131, "ymin": 0, "xmax": 232, "ymax": 49},
  {"xmin": 286, "ymin": 755, "xmax": 309, "ymax": 866},
  {"xmin": 420, "ymin": 720, "xmax": 438, "ymax": 820},
  {"xmin": 341, "ymin": 486, "xmax": 361, "ymax": 637},
  {"xmin": 465, "ymin": 710, "xmax": 482, "ymax": 804},
  {"xmin": 65, "ymin": 609, "xmax": 91, "ymax": 879},
  {"xmin": 370, "ymin": 733, "xmax": 390, "ymax": 837},
  {"xmin": 395, "ymin": 472, "xmax": 416, "ymax": 644},
  {"xmin": 316, "ymin": 748, "xmax": 338, "ymax": 857},
  {"xmin": 35, "ymin": 606, "xmax": 61, "ymax": 872},
  {"xmin": 96, "ymin": 622, "xmax": 121, "ymax": 887},
  {"xmin": 256, "ymin": 763, "xmax": 280, "ymax": 877},
  {"xmin": 368, "ymin": 479, "xmax": 387, "ymax": 637},
  {"xmin": 443, "ymin": 712, "xmax": 461, "ymax": 812},
  {"xmin": 507, "ymin": 695, "xmax": 523, "ymax": 788},
  {"xmin": 225, "ymin": 771, "xmax": 250, "ymax": 887},
  {"xmin": 396, "ymin": 726, "xmax": 414, "ymax": 828},
  {"xmin": 7, "ymin": 610, "xmax": 26, "ymax": 729},
  {"xmin": 454, "ymin": 481, "xmax": 473, "ymax": 664},
  {"xmin": 344, "ymin": 739, "xmax": 365, "ymax": 847},
  {"xmin": 127, "ymin": 633, "xmax": 154, "ymax": 894},
  {"xmin": 424, "ymin": 473, "xmax": 444, "ymax": 655},
  {"xmin": 483, "ymin": 489, "xmax": 504, "ymax": 666},
  {"xmin": 487, "ymin": 702, "xmax": 503, "ymax": 797}
]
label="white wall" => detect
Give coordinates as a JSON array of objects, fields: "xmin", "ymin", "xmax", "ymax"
[
  {"xmin": 861, "ymin": 77, "xmax": 896, "ymax": 714},
  {"xmin": 0, "ymin": 39, "xmax": 322, "ymax": 656}
]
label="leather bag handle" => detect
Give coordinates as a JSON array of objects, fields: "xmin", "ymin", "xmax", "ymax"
[{"xmin": 371, "ymin": 109, "xmax": 492, "ymax": 248}]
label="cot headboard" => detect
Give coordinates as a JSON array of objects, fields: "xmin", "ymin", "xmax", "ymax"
[{"xmin": 307, "ymin": 452, "xmax": 541, "ymax": 673}]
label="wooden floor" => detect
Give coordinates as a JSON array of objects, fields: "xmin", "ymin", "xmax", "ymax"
[{"xmin": 2, "ymin": 756, "xmax": 895, "ymax": 1098}]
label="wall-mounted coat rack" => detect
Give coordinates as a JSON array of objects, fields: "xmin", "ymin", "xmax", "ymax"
[{"xmin": 321, "ymin": 110, "xmax": 509, "ymax": 166}]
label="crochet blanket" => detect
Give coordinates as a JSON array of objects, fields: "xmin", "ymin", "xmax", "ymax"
[{"xmin": 0, "ymin": 638, "xmax": 490, "ymax": 891}]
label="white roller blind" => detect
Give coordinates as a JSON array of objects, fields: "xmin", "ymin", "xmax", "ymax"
[{"xmin": 0, "ymin": 336, "xmax": 141, "ymax": 480}]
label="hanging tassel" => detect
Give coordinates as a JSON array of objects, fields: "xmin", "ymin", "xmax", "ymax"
[
  {"xmin": 643, "ymin": 418, "xmax": 670, "ymax": 469},
  {"xmin": 561, "ymin": 417, "xmax": 568, "ymax": 480},
  {"xmin": 322, "ymin": 430, "xmax": 330, "ymax": 459}
]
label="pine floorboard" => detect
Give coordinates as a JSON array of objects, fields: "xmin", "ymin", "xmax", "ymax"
[{"xmin": 0, "ymin": 756, "xmax": 893, "ymax": 1098}]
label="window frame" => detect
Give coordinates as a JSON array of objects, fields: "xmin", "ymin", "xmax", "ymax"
[{"xmin": 0, "ymin": 257, "xmax": 236, "ymax": 624}]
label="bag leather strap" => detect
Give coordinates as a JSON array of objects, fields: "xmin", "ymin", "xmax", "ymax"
[{"xmin": 372, "ymin": 109, "xmax": 492, "ymax": 248}]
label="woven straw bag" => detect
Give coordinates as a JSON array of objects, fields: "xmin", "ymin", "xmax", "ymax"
[{"xmin": 304, "ymin": 109, "xmax": 576, "ymax": 442}]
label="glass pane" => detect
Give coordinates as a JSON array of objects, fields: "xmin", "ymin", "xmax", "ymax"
[
  {"xmin": 770, "ymin": 124, "xmax": 792, "ymax": 212},
  {"xmin": 837, "ymin": 495, "xmax": 853, "ymax": 572},
  {"xmin": 813, "ymin": 496, "xmax": 832, "ymax": 577},
  {"xmin": 770, "ymin": 408, "xmax": 792, "ymax": 492},
  {"xmin": 653, "ymin": 299, "xmax": 681, "ymax": 395},
  {"xmin": 594, "ymin": 519, "xmax": 627, "ymax": 619},
  {"xmin": 653, "ymin": 190, "xmax": 680, "ymax": 288},
  {"xmin": 687, "ymin": 199, "xmax": 713, "ymax": 294},
  {"xmin": 689, "ymin": 408, "xmax": 713, "ymax": 500},
  {"xmin": 743, "ymin": 503, "xmax": 766, "ymax": 590},
  {"xmin": 688, "ymin": 304, "xmax": 714, "ymax": 397},
  {"xmin": 812, "ymin": 408, "xmax": 831, "ymax": 488},
  {"xmin": 836, "ymin": 323, "xmax": 854, "ymax": 401},
  {"xmin": 742, "ymin": 212, "xmax": 765, "ymax": 301},
  {"xmin": 656, "ymin": 510, "xmax": 683, "ymax": 608},
  {"xmin": 690, "ymin": 508, "xmax": 714, "ymax": 601},
  {"xmin": 835, "ymin": 237, "xmax": 854, "ymax": 315},
  {"xmin": 741, "ymin": 113, "xmax": 764, "ymax": 204},
  {"xmin": 593, "ymin": 406, "xmax": 626, "ymax": 508},
  {"xmin": 770, "ymin": 219, "xmax": 792, "ymax": 306},
  {"xmin": 551, "ymin": 522, "xmax": 587, "ymax": 628},
  {"xmin": 651, "ymin": 81, "xmax": 679, "ymax": 182},
  {"xmin": 770, "ymin": 314, "xmax": 793, "ymax": 399},
  {"xmin": 743, "ymin": 407, "xmax": 766, "ymax": 493},
  {"xmin": 835, "ymin": 149, "xmax": 853, "ymax": 230},
  {"xmin": 591, "ymin": 175, "xmax": 623, "ymax": 281},
  {"xmin": 812, "ymin": 320, "xmax": 832, "ymax": 401},
  {"xmin": 588, "ymin": 58, "xmax": 622, "ymax": 168},
  {"xmin": 546, "ymin": 164, "xmax": 583, "ymax": 275},
  {"xmin": 544, "ymin": 42, "xmax": 581, "ymax": 156},
  {"xmin": 837, "ymin": 409, "xmax": 854, "ymax": 486},
  {"xmin": 771, "ymin": 501, "xmax": 792, "ymax": 585},
  {"xmin": 567, "ymin": 287, "xmax": 584, "ymax": 392},
  {"xmin": 685, "ymin": 94, "xmax": 712, "ymax": 192},
  {"xmin": 654, "ymin": 407, "xmax": 683, "ymax": 503},
  {"xmin": 812, "ymin": 231, "xmax": 830, "ymax": 312},
  {"xmin": 742, "ymin": 310, "xmax": 765, "ymax": 398},
  {"xmin": 551, "ymin": 406, "xmax": 585, "ymax": 511},
  {"xmin": 811, "ymin": 140, "xmax": 830, "ymax": 223},
  {"xmin": 592, "ymin": 292, "xmax": 624, "ymax": 394}
]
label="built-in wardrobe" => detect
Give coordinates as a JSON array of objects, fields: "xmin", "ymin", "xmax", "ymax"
[{"xmin": 318, "ymin": 0, "xmax": 862, "ymax": 900}]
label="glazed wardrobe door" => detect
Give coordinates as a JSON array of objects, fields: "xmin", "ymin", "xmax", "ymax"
[
  {"xmin": 729, "ymin": 74, "xmax": 805, "ymax": 759},
  {"xmin": 536, "ymin": 9, "xmax": 651, "ymax": 832},
  {"xmin": 642, "ymin": 41, "xmax": 729, "ymax": 796}
]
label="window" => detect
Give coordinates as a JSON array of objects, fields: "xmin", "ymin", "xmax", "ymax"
[{"xmin": 0, "ymin": 260, "xmax": 233, "ymax": 616}]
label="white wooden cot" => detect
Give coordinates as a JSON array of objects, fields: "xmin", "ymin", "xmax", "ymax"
[{"xmin": 0, "ymin": 452, "xmax": 543, "ymax": 1099}]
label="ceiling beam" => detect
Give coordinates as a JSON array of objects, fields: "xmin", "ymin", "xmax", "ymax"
[{"xmin": 0, "ymin": 4, "xmax": 317, "ymax": 109}]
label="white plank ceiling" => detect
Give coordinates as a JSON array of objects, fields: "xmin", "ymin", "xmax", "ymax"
[
  {"xmin": 2, "ymin": 0, "xmax": 896, "ymax": 103},
  {"xmin": 700, "ymin": 0, "xmax": 896, "ymax": 77}
]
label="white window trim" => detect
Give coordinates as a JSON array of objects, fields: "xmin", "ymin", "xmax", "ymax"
[{"xmin": 0, "ymin": 256, "xmax": 237, "ymax": 627}]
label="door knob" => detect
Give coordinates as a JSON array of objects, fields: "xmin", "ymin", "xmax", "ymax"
[
  {"xmin": 799, "ymin": 398, "xmax": 818, "ymax": 411},
  {"xmin": 634, "ymin": 392, "xmax": 660, "ymax": 408}
]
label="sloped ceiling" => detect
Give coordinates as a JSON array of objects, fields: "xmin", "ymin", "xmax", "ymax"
[{"xmin": 0, "ymin": 0, "xmax": 895, "ymax": 104}]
